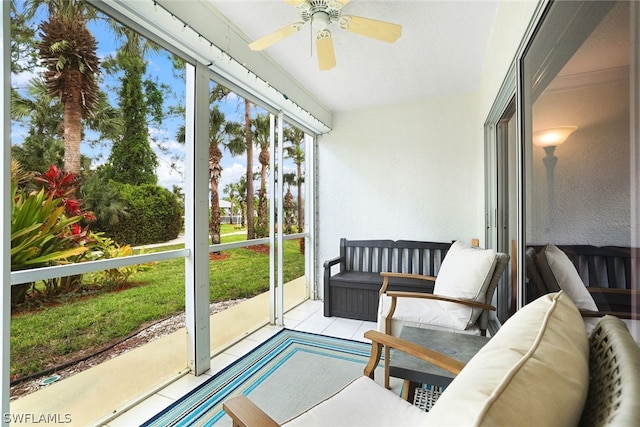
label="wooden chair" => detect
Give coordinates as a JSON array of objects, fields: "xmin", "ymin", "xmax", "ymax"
[{"xmin": 378, "ymin": 241, "xmax": 509, "ymax": 388}]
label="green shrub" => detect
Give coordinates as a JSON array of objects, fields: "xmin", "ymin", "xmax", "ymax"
[{"xmin": 100, "ymin": 183, "xmax": 183, "ymax": 246}]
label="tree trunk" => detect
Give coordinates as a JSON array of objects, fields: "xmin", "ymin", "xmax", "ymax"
[
  {"xmin": 297, "ymin": 162, "xmax": 303, "ymax": 231},
  {"xmin": 256, "ymin": 148, "xmax": 269, "ymax": 238},
  {"xmin": 210, "ymin": 144, "xmax": 223, "ymax": 245},
  {"xmin": 210, "ymin": 174, "xmax": 221, "ymax": 245},
  {"xmin": 245, "ymin": 99, "xmax": 255, "ymax": 240},
  {"xmin": 63, "ymin": 69, "xmax": 83, "ymax": 176}
]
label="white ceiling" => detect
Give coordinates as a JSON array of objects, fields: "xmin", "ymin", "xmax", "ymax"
[{"xmin": 208, "ymin": 1, "xmax": 499, "ymax": 112}]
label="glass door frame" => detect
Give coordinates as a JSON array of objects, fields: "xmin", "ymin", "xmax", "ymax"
[{"xmin": 484, "ymin": 1, "xmax": 548, "ymax": 322}]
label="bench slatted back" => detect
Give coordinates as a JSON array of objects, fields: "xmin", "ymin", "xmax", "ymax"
[
  {"xmin": 341, "ymin": 239, "xmax": 395, "ymax": 273},
  {"xmin": 396, "ymin": 240, "xmax": 451, "ymax": 276},
  {"xmin": 340, "ymin": 239, "xmax": 450, "ymax": 276},
  {"xmin": 528, "ymin": 245, "xmax": 633, "ymax": 290}
]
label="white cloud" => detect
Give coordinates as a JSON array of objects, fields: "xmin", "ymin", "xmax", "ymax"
[
  {"xmin": 219, "ymin": 162, "xmax": 246, "ymax": 196},
  {"xmin": 11, "ymin": 69, "xmax": 41, "ymax": 89},
  {"xmin": 156, "ymin": 152, "xmax": 184, "ymax": 191}
]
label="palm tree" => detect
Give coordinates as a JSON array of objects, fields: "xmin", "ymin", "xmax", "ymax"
[
  {"xmin": 205, "ymin": 107, "xmax": 244, "ymax": 244},
  {"xmin": 209, "ymin": 85, "xmax": 258, "ymax": 239},
  {"xmin": 32, "ymin": 0, "xmax": 101, "ymax": 175},
  {"xmin": 283, "ymin": 172, "xmax": 297, "ymax": 234},
  {"xmin": 12, "ymin": 76, "xmax": 120, "ymax": 174},
  {"xmin": 252, "ymin": 114, "xmax": 270, "ymax": 238},
  {"xmin": 283, "ymin": 126, "xmax": 306, "ymax": 231},
  {"xmin": 243, "ymin": 99, "xmax": 256, "ymax": 240},
  {"xmin": 223, "ymin": 181, "xmax": 240, "ymax": 226},
  {"xmin": 224, "ymin": 177, "xmax": 247, "ymax": 228},
  {"xmin": 11, "ymin": 78, "xmax": 64, "ymax": 172},
  {"xmin": 177, "ymin": 96, "xmax": 244, "ymax": 245}
]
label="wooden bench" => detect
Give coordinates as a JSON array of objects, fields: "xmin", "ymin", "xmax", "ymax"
[
  {"xmin": 323, "ymin": 238, "xmax": 451, "ymax": 321},
  {"xmin": 526, "ymin": 244, "xmax": 638, "ymax": 315}
]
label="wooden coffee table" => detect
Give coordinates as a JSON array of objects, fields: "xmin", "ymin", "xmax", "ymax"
[{"xmin": 389, "ymin": 326, "xmax": 490, "ymax": 401}]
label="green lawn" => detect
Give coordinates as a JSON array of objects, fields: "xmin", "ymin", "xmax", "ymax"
[{"xmin": 10, "ymin": 231, "xmax": 305, "ymax": 380}]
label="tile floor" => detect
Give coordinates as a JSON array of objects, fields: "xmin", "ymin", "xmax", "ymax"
[{"xmin": 105, "ymin": 299, "xmax": 378, "ymax": 426}]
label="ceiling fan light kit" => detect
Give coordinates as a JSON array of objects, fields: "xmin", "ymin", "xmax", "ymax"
[{"xmin": 249, "ymin": 0, "xmax": 402, "ymax": 70}]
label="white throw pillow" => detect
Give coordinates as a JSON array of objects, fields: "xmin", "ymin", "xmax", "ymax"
[
  {"xmin": 536, "ymin": 244, "xmax": 598, "ymax": 312},
  {"xmin": 427, "ymin": 292, "xmax": 590, "ymax": 426},
  {"xmin": 433, "ymin": 241, "xmax": 497, "ymax": 330}
]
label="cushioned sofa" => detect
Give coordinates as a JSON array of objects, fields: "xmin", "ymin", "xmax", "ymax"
[{"xmin": 224, "ymin": 292, "xmax": 640, "ymax": 426}]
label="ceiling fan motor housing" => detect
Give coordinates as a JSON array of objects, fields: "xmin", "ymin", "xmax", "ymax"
[{"xmin": 300, "ymin": 0, "xmax": 344, "ymax": 27}]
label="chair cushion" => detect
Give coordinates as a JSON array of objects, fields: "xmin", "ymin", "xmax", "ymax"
[
  {"xmin": 427, "ymin": 292, "xmax": 589, "ymax": 426},
  {"xmin": 536, "ymin": 244, "xmax": 598, "ymax": 312},
  {"xmin": 283, "ymin": 376, "xmax": 428, "ymax": 427},
  {"xmin": 377, "ymin": 296, "xmax": 482, "ymax": 336},
  {"xmin": 432, "ymin": 241, "xmax": 497, "ymax": 329}
]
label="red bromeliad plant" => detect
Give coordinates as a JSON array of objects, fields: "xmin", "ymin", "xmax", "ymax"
[
  {"xmin": 34, "ymin": 165, "xmax": 96, "ymax": 223},
  {"xmin": 35, "ymin": 166, "xmax": 96, "ymax": 249},
  {"xmin": 10, "ymin": 165, "xmax": 96, "ymax": 305}
]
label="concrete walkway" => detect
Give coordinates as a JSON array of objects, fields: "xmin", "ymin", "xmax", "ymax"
[{"xmin": 134, "ymin": 230, "xmax": 248, "ymax": 250}]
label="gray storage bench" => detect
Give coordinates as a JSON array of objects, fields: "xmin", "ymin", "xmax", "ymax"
[{"xmin": 323, "ymin": 238, "xmax": 451, "ymax": 321}]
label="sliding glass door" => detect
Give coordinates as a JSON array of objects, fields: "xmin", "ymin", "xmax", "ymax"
[{"xmin": 486, "ymin": 0, "xmax": 638, "ymax": 320}]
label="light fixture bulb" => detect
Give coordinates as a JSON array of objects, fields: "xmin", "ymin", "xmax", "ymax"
[{"xmin": 533, "ymin": 126, "xmax": 577, "ymax": 148}]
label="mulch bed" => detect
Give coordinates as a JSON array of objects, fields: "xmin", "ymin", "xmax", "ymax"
[{"xmin": 246, "ymin": 244, "xmax": 270, "ymax": 254}]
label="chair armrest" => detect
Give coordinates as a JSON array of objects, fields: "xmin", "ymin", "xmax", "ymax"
[
  {"xmin": 363, "ymin": 330, "xmax": 464, "ymax": 378},
  {"xmin": 223, "ymin": 395, "xmax": 280, "ymax": 427},
  {"xmin": 379, "ymin": 272, "xmax": 437, "ymax": 294},
  {"xmin": 386, "ymin": 291, "xmax": 496, "ymax": 311},
  {"xmin": 322, "ymin": 256, "xmax": 342, "ymax": 269}
]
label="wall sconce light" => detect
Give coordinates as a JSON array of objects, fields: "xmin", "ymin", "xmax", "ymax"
[
  {"xmin": 533, "ymin": 126, "xmax": 577, "ymax": 237},
  {"xmin": 533, "ymin": 126, "xmax": 577, "ymax": 151},
  {"xmin": 533, "ymin": 126, "xmax": 577, "ymax": 170}
]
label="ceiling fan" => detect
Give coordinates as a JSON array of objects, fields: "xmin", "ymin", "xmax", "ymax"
[{"xmin": 248, "ymin": 0, "xmax": 402, "ymax": 71}]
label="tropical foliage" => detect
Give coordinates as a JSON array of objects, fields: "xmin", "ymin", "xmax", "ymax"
[
  {"xmin": 84, "ymin": 233, "xmax": 152, "ymax": 290},
  {"xmin": 10, "ymin": 163, "xmax": 92, "ymax": 305},
  {"xmin": 101, "ymin": 26, "xmax": 164, "ymax": 185},
  {"xmin": 284, "ymin": 126, "xmax": 305, "ymax": 231}
]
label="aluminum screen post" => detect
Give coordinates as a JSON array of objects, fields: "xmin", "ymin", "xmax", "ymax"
[
  {"xmin": 1, "ymin": 1, "xmax": 11, "ymax": 422},
  {"xmin": 184, "ymin": 62, "xmax": 211, "ymax": 375}
]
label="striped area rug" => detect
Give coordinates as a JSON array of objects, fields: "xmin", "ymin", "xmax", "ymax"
[{"xmin": 142, "ymin": 329, "xmax": 381, "ymax": 426}]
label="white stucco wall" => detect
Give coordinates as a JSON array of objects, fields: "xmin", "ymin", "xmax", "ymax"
[
  {"xmin": 317, "ymin": 92, "xmax": 481, "ymax": 242},
  {"xmin": 315, "ymin": 1, "xmax": 539, "ymax": 298}
]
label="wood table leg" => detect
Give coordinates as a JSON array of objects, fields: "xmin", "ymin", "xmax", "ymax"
[{"xmin": 401, "ymin": 379, "xmax": 418, "ymax": 402}]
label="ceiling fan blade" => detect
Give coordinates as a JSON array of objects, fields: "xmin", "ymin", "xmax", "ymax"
[
  {"xmin": 249, "ymin": 22, "xmax": 305, "ymax": 51},
  {"xmin": 332, "ymin": 0, "xmax": 350, "ymax": 8},
  {"xmin": 339, "ymin": 15, "xmax": 402, "ymax": 43},
  {"xmin": 316, "ymin": 30, "xmax": 336, "ymax": 71}
]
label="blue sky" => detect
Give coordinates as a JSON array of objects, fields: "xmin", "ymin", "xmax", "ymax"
[{"xmin": 11, "ymin": 2, "xmax": 300, "ymax": 197}]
